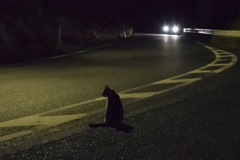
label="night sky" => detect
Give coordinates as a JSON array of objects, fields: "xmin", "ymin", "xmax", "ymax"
[
  {"xmin": 127, "ymin": 0, "xmax": 240, "ymax": 32},
  {"xmin": 126, "ymin": 0, "xmax": 198, "ymax": 32},
  {"xmin": 1, "ymin": 0, "xmax": 240, "ymax": 33}
]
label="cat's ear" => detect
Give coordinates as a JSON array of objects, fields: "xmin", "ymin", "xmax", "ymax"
[{"xmin": 105, "ymin": 85, "xmax": 110, "ymax": 89}]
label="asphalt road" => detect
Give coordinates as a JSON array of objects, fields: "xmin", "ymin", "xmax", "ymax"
[{"xmin": 1, "ymin": 34, "xmax": 240, "ymax": 159}]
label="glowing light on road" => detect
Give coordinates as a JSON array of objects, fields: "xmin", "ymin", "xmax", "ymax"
[
  {"xmin": 163, "ymin": 26, "xmax": 169, "ymax": 32},
  {"xmin": 162, "ymin": 25, "xmax": 180, "ymax": 34},
  {"xmin": 173, "ymin": 26, "xmax": 179, "ymax": 33}
]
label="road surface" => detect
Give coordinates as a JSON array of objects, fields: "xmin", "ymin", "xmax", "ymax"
[{"xmin": 0, "ymin": 34, "xmax": 239, "ymax": 159}]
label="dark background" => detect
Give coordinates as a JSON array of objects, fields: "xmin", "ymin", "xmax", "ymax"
[
  {"xmin": 128, "ymin": 0, "xmax": 240, "ymax": 32},
  {"xmin": 1, "ymin": 0, "xmax": 240, "ymax": 32},
  {"xmin": 0, "ymin": 0, "xmax": 240, "ymax": 64}
]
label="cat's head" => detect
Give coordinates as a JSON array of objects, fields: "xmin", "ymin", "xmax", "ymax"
[{"xmin": 102, "ymin": 85, "xmax": 115, "ymax": 97}]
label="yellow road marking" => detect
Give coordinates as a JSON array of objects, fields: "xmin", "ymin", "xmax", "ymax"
[
  {"xmin": 119, "ymin": 92, "xmax": 156, "ymax": 99},
  {"xmin": 153, "ymin": 78, "xmax": 202, "ymax": 84},
  {"xmin": 0, "ymin": 130, "xmax": 34, "ymax": 142},
  {"xmin": 0, "ymin": 42, "xmax": 237, "ymax": 142},
  {"xmin": 220, "ymin": 55, "xmax": 234, "ymax": 57},
  {"xmin": 35, "ymin": 99, "xmax": 104, "ymax": 116},
  {"xmin": 190, "ymin": 70, "xmax": 213, "ymax": 73},
  {"xmin": 0, "ymin": 114, "xmax": 89, "ymax": 142},
  {"xmin": 0, "ymin": 114, "xmax": 89, "ymax": 128}
]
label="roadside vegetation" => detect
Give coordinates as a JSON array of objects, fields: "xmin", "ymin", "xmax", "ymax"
[{"xmin": 0, "ymin": 0, "xmax": 133, "ymax": 65}]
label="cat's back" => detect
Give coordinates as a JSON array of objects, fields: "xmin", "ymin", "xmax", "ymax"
[
  {"xmin": 102, "ymin": 85, "xmax": 124, "ymax": 122},
  {"xmin": 108, "ymin": 92, "xmax": 122, "ymax": 106}
]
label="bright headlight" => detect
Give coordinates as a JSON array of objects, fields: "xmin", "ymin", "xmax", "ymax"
[
  {"xmin": 173, "ymin": 26, "xmax": 179, "ymax": 33},
  {"xmin": 163, "ymin": 26, "xmax": 169, "ymax": 32}
]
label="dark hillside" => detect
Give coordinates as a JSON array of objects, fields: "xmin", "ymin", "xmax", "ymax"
[{"xmin": 0, "ymin": 0, "xmax": 133, "ymax": 65}]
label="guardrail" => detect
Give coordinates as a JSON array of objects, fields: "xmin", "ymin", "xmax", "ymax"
[{"xmin": 183, "ymin": 28, "xmax": 240, "ymax": 37}]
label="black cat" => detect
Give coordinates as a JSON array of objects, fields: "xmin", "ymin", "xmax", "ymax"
[
  {"xmin": 89, "ymin": 85, "xmax": 133, "ymax": 133},
  {"xmin": 102, "ymin": 85, "xmax": 124, "ymax": 125}
]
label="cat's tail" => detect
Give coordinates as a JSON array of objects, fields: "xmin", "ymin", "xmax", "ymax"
[
  {"xmin": 114, "ymin": 123, "xmax": 134, "ymax": 133},
  {"xmin": 89, "ymin": 122, "xmax": 134, "ymax": 133},
  {"xmin": 88, "ymin": 123, "xmax": 110, "ymax": 128}
]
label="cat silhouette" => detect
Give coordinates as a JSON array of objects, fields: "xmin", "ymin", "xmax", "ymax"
[
  {"xmin": 102, "ymin": 85, "xmax": 124, "ymax": 125},
  {"xmin": 89, "ymin": 85, "xmax": 133, "ymax": 133}
]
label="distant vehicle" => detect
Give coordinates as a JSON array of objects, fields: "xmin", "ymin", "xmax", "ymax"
[{"xmin": 162, "ymin": 25, "xmax": 180, "ymax": 34}]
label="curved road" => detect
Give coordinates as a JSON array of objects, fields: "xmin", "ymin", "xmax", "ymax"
[
  {"xmin": 0, "ymin": 34, "xmax": 213, "ymax": 122},
  {"xmin": 1, "ymin": 34, "xmax": 239, "ymax": 159}
]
